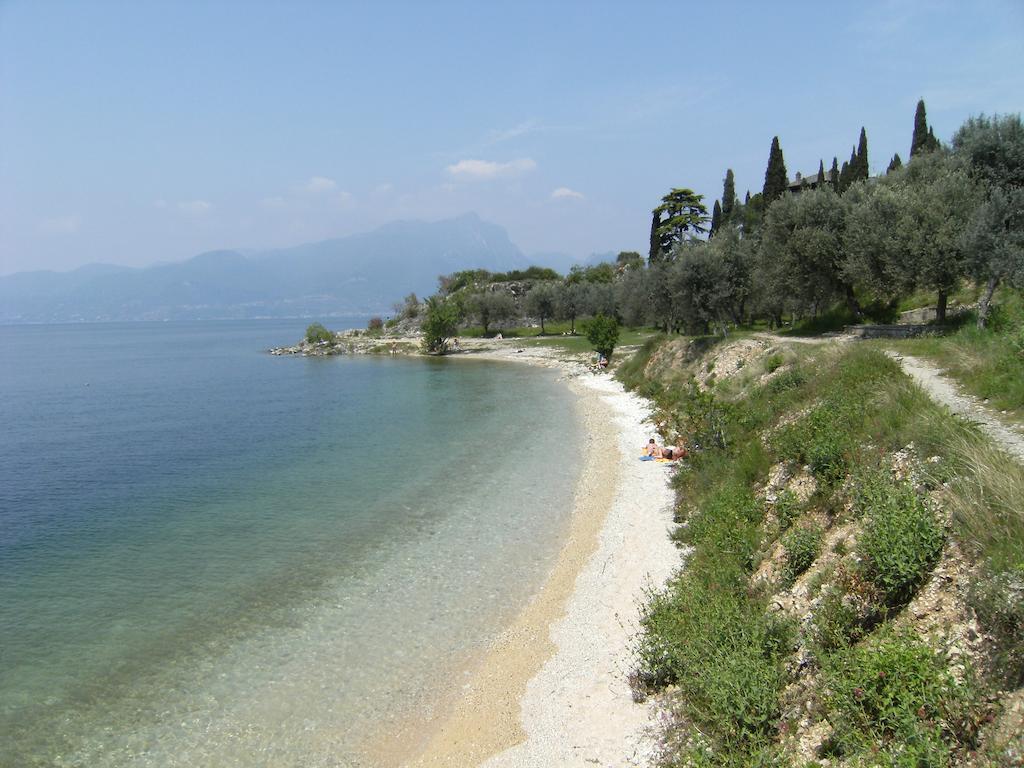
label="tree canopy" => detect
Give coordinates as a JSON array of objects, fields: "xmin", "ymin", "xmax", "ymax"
[{"xmin": 650, "ymin": 188, "xmax": 710, "ymax": 263}]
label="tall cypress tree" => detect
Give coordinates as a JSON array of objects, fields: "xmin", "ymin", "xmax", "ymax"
[
  {"xmin": 911, "ymin": 99, "xmax": 930, "ymax": 157},
  {"xmin": 927, "ymin": 126, "xmax": 940, "ymax": 152},
  {"xmin": 762, "ymin": 136, "xmax": 788, "ymax": 203},
  {"xmin": 710, "ymin": 199, "xmax": 722, "ymax": 237},
  {"xmin": 817, "ymin": 159, "xmax": 825, "ymax": 186},
  {"xmin": 887, "ymin": 153, "xmax": 903, "ymax": 173},
  {"xmin": 648, "ymin": 210, "xmax": 662, "ymax": 264},
  {"xmin": 856, "ymin": 127, "xmax": 869, "ymax": 181},
  {"xmin": 839, "ymin": 159, "xmax": 850, "ymax": 193},
  {"xmin": 721, "ymin": 169, "xmax": 736, "ymax": 222},
  {"xmin": 829, "ymin": 157, "xmax": 840, "ymax": 189}
]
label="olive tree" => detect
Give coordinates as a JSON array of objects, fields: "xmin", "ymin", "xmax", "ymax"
[
  {"xmin": 468, "ymin": 290, "xmax": 516, "ymax": 335},
  {"xmin": 893, "ymin": 153, "xmax": 982, "ymax": 323},
  {"xmin": 953, "ymin": 114, "xmax": 1024, "ymax": 326},
  {"xmin": 524, "ymin": 282, "xmax": 557, "ymax": 334}
]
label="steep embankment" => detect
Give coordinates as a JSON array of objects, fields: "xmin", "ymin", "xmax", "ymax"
[{"xmin": 617, "ymin": 334, "xmax": 1023, "ymax": 767}]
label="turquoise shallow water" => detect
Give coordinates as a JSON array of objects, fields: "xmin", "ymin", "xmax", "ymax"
[{"xmin": 0, "ymin": 321, "xmax": 581, "ymax": 767}]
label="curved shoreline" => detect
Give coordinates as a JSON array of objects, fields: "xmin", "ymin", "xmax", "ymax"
[{"xmin": 403, "ymin": 347, "xmax": 678, "ymax": 767}]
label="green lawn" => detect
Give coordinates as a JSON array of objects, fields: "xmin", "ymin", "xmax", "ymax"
[{"xmin": 459, "ymin": 320, "xmax": 658, "ymax": 355}]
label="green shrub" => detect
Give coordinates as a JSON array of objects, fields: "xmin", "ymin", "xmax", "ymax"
[
  {"xmin": 775, "ymin": 404, "xmax": 853, "ymax": 488},
  {"xmin": 304, "ymin": 322, "xmax": 334, "ymax": 344},
  {"xmin": 421, "ymin": 296, "xmax": 462, "ymax": 353},
  {"xmin": 765, "ymin": 366, "xmax": 806, "ymax": 395},
  {"xmin": 811, "ymin": 583, "xmax": 878, "ymax": 653},
  {"xmin": 678, "ymin": 482, "xmax": 764, "ymax": 575},
  {"xmin": 774, "ymin": 490, "xmax": 800, "ymax": 531},
  {"xmin": 856, "ymin": 473, "xmax": 945, "ymax": 606},
  {"xmin": 764, "ymin": 353, "xmax": 785, "ymax": 373},
  {"xmin": 584, "ymin": 313, "xmax": 620, "ymax": 360},
  {"xmin": 782, "ymin": 525, "xmax": 822, "ymax": 584},
  {"xmin": 636, "ymin": 573, "xmax": 791, "ymax": 759},
  {"xmin": 822, "ymin": 629, "xmax": 980, "ymax": 765}
]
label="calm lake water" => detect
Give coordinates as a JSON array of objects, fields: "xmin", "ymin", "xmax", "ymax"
[{"xmin": 0, "ymin": 321, "xmax": 581, "ymax": 767}]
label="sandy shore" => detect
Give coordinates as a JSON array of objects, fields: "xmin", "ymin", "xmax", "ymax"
[{"xmin": 403, "ymin": 344, "xmax": 679, "ymax": 767}]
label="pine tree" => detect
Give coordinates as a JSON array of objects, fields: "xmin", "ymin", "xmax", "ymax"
[
  {"xmin": 856, "ymin": 127, "xmax": 869, "ymax": 181},
  {"xmin": 829, "ymin": 157, "xmax": 840, "ymax": 189},
  {"xmin": 721, "ymin": 169, "xmax": 736, "ymax": 222},
  {"xmin": 911, "ymin": 99, "xmax": 930, "ymax": 157},
  {"xmin": 887, "ymin": 153, "xmax": 903, "ymax": 173},
  {"xmin": 710, "ymin": 199, "xmax": 722, "ymax": 237},
  {"xmin": 762, "ymin": 136, "xmax": 788, "ymax": 203}
]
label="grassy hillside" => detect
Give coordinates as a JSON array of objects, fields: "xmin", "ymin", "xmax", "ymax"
[{"xmin": 617, "ymin": 334, "xmax": 1023, "ymax": 766}]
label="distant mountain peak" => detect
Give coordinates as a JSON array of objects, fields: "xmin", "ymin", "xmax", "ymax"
[{"xmin": 0, "ymin": 214, "xmax": 529, "ymax": 322}]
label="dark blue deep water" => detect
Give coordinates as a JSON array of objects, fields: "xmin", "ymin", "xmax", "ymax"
[{"xmin": 0, "ymin": 321, "xmax": 580, "ymax": 767}]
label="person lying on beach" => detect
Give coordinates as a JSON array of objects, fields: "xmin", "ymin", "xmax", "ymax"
[
  {"xmin": 660, "ymin": 440, "xmax": 689, "ymax": 461},
  {"xmin": 643, "ymin": 438, "xmax": 663, "ymax": 458}
]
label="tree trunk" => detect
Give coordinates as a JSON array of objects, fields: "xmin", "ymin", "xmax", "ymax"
[
  {"xmin": 570, "ymin": 316, "xmax": 576, "ymax": 335},
  {"xmin": 845, "ymin": 284, "xmax": 862, "ymax": 320},
  {"xmin": 540, "ymin": 316, "xmax": 546, "ymax": 334},
  {"xmin": 936, "ymin": 289, "xmax": 948, "ymax": 324},
  {"xmin": 976, "ymin": 276, "xmax": 999, "ymax": 329}
]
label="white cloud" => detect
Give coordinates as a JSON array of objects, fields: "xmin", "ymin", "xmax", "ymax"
[
  {"xmin": 484, "ymin": 120, "xmax": 540, "ymax": 146},
  {"xmin": 177, "ymin": 200, "xmax": 212, "ymax": 214},
  {"xmin": 446, "ymin": 157, "xmax": 537, "ymax": 180},
  {"xmin": 260, "ymin": 196, "xmax": 288, "ymax": 209},
  {"xmin": 334, "ymin": 191, "xmax": 354, "ymax": 208},
  {"xmin": 39, "ymin": 214, "xmax": 82, "ymax": 234},
  {"xmin": 373, "ymin": 182, "xmax": 393, "ymax": 195},
  {"xmin": 551, "ymin": 186, "xmax": 584, "ymax": 200},
  {"xmin": 303, "ymin": 176, "xmax": 338, "ymax": 193}
]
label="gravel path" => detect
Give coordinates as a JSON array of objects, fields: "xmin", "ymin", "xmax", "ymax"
[{"xmin": 886, "ymin": 351, "xmax": 1024, "ymax": 463}]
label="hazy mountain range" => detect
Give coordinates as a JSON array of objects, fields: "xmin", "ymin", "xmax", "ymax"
[{"xmin": 0, "ymin": 214, "xmax": 581, "ymax": 323}]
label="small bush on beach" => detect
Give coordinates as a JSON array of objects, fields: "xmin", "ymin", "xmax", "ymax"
[
  {"xmin": 677, "ymin": 482, "xmax": 764, "ymax": 576},
  {"xmin": 584, "ymin": 313, "xmax": 621, "ymax": 360},
  {"xmin": 636, "ymin": 572, "xmax": 791, "ymax": 760},
  {"xmin": 305, "ymin": 322, "xmax": 334, "ymax": 344}
]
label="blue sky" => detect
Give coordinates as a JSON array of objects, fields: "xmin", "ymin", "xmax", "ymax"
[{"xmin": 1, "ymin": 0, "xmax": 1022, "ymax": 275}]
